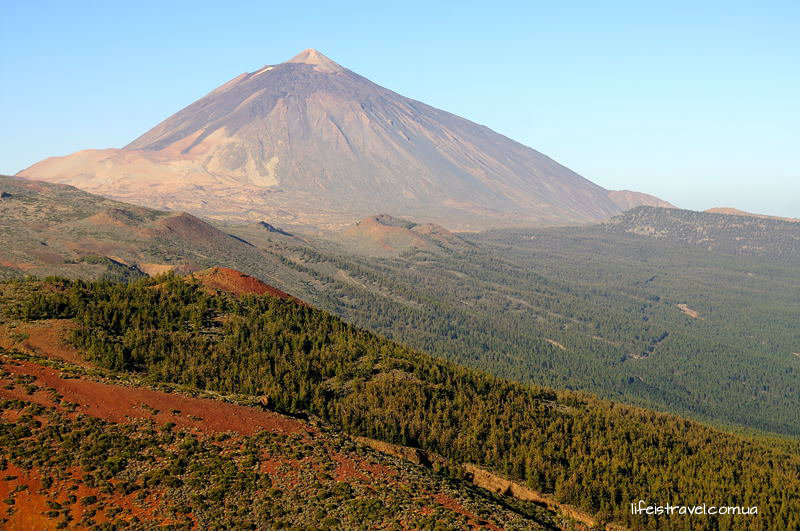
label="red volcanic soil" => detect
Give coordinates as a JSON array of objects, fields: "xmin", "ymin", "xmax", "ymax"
[
  {"xmin": 0, "ymin": 259, "xmax": 35, "ymax": 271},
  {"xmin": 0, "ymin": 319, "xmax": 84, "ymax": 365},
  {"xmin": 0, "ymin": 312, "xmax": 308, "ymax": 437},
  {"xmin": 190, "ymin": 266, "xmax": 307, "ymax": 304},
  {"xmin": 0, "ymin": 358, "xmax": 307, "ymax": 437},
  {"xmin": 0, "ymin": 463, "xmax": 166, "ymax": 531},
  {"xmin": 432, "ymin": 493, "xmax": 503, "ymax": 531},
  {"xmin": 0, "ymin": 464, "xmax": 55, "ymax": 531},
  {"xmin": 331, "ymin": 453, "xmax": 371, "ymax": 483},
  {"xmin": 0, "ymin": 356, "xmax": 524, "ymax": 531},
  {"xmin": 343, "ymin": 215, "xmax": 436, "ymax": 253}
]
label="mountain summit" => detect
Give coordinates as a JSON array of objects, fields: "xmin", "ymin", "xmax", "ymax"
[
  {"xmin": 19, "ymin": 49, "xmax": 661, "ymax": 229},
  {"xmin": 286, "ymin": 48, "xmax": 346, "ymax": 72}
]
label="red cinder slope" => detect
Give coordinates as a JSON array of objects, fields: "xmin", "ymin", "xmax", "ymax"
[{"xmin": 190, "ymin": 266, "xmax": 307, "ymax": 304}]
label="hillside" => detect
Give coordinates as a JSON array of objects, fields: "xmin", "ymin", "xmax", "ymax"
[
  {"xmin": 190, "ymin": 266, "xmax": 301, "ymax": 302},
  {"xmin": 225, "ymin": 220, "xmax": 800, "ymax": 437},
  {"xmin": 601, "ymin": 206, "xmax": 800, "ymax": 259},
  {"xmin": 0, "ymin": 175, "xmax": 314, "ymax": 298},
  {"xmin": 337, "ymin": 214, "xmax": 472, "ymax": 256},
  {"xmin": 17, "ymin": 50, "xmax": 667, "ymax": 230},
  {"xmin": 705, "ymin": 207, "xmax": 800, "ymax": 223},
  {"xmin": 607, "ymin": 190, "xmax": 675, "ymax": 211},
  {"xmin": 1, "ymin": 275, "xmax": 797, "ymax": 531},
  {"xmin": 0, "ymin": 351, "xmax": 564, "ymax": 531},
  {"xmin": 4, "ymin": 176, "xmax": 800, "ymax": 437}
]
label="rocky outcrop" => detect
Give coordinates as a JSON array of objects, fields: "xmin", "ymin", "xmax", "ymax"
[
  {"xmin": 356, "ymin": 437, "xmax": 628, "ymax": 531},
  {"xmin": 463, "ymin": 463, "xmax": 605, "ymax": 529},
  {"xmin": 354, "ymin": 436, "xmax": 445, "ymax": 468}
]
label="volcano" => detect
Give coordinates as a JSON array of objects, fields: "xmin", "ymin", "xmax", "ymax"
[{"xmin": 19, "ymin": 49, "xmax": 663, "ymax": 230}]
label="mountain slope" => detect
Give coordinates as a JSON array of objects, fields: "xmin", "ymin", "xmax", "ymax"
[
  {"xmin": 5, "ymin": 176, "xmax": 798, "ymax": 437},
  {"xmin": 705, "ymin": 206, "xmax": 800, "ymax": 222},
  {"xmin": 607, "ymin": 190, "xmax": 675, "ymax": 210},
  {"xmin": 0, "ymin": 175, "xmax": 315, "ymax": 298},
  {"xmin": 261, "ymin": 220, "xmax": 800, "ymax": 436},
  {"xmin": 0, "ymin": 349, "xmax": 564, "ymax": 531},
  {"xmin": 2, "ymin": 275, "xmax": 797, "ymax": 531},
  {"xmin": 20, "ymin": 49, "xmax": 655, "ymax": 230},
  {"xmin": 337, "ymin": 214, "xmax": 472, "ymax": 256}
]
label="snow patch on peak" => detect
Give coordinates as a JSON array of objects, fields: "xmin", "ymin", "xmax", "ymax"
[{"xmin": 252, "ymin": 66, "xmax": 274, "ymax": 77}]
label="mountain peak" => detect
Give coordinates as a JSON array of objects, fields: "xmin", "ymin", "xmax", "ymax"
[
  {"xmin": 19, "ymin": 49, "xmax": 628, "ymax": 230},
  {"xmin": 286, "ymin": 48, "xmax": 344, "ymax": 73}
]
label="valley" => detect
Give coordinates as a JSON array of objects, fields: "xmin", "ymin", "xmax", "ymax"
[
  {"xmin": 3, "ymin": 174, "xmax": 799, "ymax": 437},
  {"xmin": 234, "ymin": 212, "xmax": 800, "ymax": 436}
]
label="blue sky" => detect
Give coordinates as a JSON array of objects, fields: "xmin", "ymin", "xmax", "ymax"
[{"xmin": 2, "ymin": 1, "xmax": 798, "ymax": 216}]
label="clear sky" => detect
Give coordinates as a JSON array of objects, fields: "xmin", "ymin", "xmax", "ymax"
[{"xmin": 2, "ymin": 1, "xmax": 798, "ymax": 216}]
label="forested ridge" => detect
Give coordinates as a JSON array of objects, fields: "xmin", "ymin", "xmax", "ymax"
[
  {"xmin": 5, "ymin": 174, "xmax": 799, "ymax": 438},
  {"xmin": 0, "ymin": 367, "xmax": 558, "ymax": 531},
  {"xmin": 3, "ymin": 276, "xmax": 798, "ymax": 531},
  {"xmin": 254, "ymin": 225, "xmax": 800, "ymax": 436},
  {"xmin": 600, "ymin": 206, "xmax": 800, "ymax": 260}
]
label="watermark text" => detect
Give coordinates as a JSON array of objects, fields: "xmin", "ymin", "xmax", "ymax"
[{"xmin": 631, "ymin": 500, "xmax": 758, "ymax": 516}]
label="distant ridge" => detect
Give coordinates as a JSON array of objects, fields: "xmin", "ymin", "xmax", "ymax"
[
  {"xmin": 608, "ymin": 189, "xmax": 675, "ymax": 210},
  {"xmin": 0, "ymin": 174, "xmax": 312, "ymax": 298},
  {"xmin": 19, "ymin": 49, "xmax": 668, "ymax": 230},
  {"xmin": 603, "ymin": 206, "xmax": 800, "ymax": 259},
  {"xmin": 705, "ymin": 207, "xmax": 799, "ymax": 223}
]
